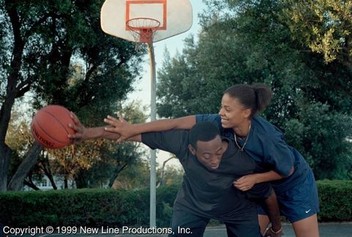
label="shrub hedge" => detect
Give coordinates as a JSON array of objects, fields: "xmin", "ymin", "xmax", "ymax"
[
  {"xmin": 0, "ymin": 185, "xmax": 178, "ymax": 228},
  {"xmin": 317, "ymin": 180, "xmax": 352, "ymax": 221},
  {"xmin": 0, "ymin": 180, "xmax": 351, "ymax": 227}
]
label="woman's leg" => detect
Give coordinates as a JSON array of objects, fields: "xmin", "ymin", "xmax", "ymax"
[{"xmin": 291, "ymin": 214, "xmax": 319, "ymax": 237}]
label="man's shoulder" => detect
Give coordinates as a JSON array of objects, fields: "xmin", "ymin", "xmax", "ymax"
[
  {"xmin": 142, "ymin": 129, "xmax": 189, "ymax": 140},
  {"xmin": 141, "ymin": 130, "xmax": 190, "ymax": 156}
]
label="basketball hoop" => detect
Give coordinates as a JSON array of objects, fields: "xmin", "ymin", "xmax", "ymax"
[{"xmin": 126, "ymin": 17, "xmax": 160, "ymax": 44}]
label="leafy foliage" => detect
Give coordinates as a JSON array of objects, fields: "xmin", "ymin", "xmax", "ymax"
[{"xmin": 282, "ymin": 0, "xmax": 352, "ymax": 66}]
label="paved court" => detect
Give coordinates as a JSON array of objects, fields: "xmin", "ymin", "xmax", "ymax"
[{"xmin": 202, "ymin": 223, "xmax": 352, "ymax": 237}]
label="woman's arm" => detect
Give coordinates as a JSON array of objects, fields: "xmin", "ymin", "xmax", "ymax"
[
  {"xmin": 233, "ymin": 170, "xmax": 294, "ymax": 191},
  {"xmin": 103, "ymin": 115, "xmax": 196, "ymax": 142},
  {"xmin": 252, "ymin": 170, "xmax": 290, "ymax": 183}
]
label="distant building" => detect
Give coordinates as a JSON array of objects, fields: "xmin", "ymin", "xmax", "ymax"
[{"xmin": 23, "ymin": 175, "xmax": 76, "ymax": 191}]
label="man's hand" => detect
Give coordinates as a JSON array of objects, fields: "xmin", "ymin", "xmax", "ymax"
[
  {"xmin": 68, "ymin": 112, "xmax": 88, "ymax": 143},
  {"xmin": 67, "ymin": 113, "xmax": 122, "ymax": 142}
]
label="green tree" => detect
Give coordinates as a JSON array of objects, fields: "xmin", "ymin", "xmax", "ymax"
[
  {"xmin": 0, "ymin": 0, "xmax": 144, "ymax": 191},
  {"xmin": 156, "ymin": 0, "xmax": 352, "ymax": 179},
  {"xmin": 282, "ymin": 0, "xmax": 352, "ymax": 68}
]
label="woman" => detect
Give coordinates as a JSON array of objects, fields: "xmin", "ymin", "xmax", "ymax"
[{"xmin": 101, "ymin": 84, "xmax": 320, "ymax": 237}]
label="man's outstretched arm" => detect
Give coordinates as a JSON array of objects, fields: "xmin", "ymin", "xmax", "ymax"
[{"xmin": 68, "ymin": 112, "xmax": 143, "ymax": 142}]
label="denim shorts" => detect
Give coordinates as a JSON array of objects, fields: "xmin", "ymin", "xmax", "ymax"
[{"xmin": 258, "ymin": 168, "xmax": 320, "ymax": 223}]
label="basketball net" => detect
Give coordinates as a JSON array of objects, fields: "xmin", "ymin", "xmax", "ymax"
[{"xmin": 126, "ymin": 17, "xmax": 160, "ymax": 44}]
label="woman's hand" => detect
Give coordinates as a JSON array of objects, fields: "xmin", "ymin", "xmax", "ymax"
[
  {"xmin": 233, "ymin": 174, "xmax": 258, "ymax": 191},
  {"xmin": 104, "ymin": 115, "xmax": 136, "ymax": 142}
]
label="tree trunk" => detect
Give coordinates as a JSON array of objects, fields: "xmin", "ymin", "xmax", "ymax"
[
  {"xmin": 108, "ymin": 163, "xmax": 128, "ymax": 188},
  {"xmin": 0, "ymin": 0, "xmax": 26, "ymax": 192},
  {"xmin": 0, "ymin": 96, "xmax": 16, "ymax": 192},
  {"xmin": 64, "ymin": 176, "xmax": 68, "ymax": 189},
  {"xmin": 0, "ymin": 145, "xmax": 11, "ymax": 192},
  {"xmin": 40, "ymin": 154, "xmax": 58, "ymax": 190},
  {"xmin": 24, "ymin": 178, "xmax": 40, "ymax": 191},
  {"xmin": 74, "ymin": 169, "xmax": 88, "ymax": 189},
  {"xmin": 7, "ymin": 142, "xmax": 42, "ymax": 191}
]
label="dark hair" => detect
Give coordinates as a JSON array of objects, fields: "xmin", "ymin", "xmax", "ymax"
[
  {"xmin": 189, "ymin": 122, "xmax": 220, "ymax": 149},
  {"xmin": 224, "ymin": 83, "xmax": 272, "ymax": 117}
]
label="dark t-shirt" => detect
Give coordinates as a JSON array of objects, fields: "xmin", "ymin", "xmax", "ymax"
[{"xmin": 142, "ymin": 130, "xmax": 271, "ymax": 222}]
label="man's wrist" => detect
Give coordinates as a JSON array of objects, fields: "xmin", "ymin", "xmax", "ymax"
[
  {"xmin": 85, "ymin": 127, "xmax": 106, "ymax": 139},
  {"xmin": 270, "ymin": 226, "xmax": 283, "ymax": 234}
]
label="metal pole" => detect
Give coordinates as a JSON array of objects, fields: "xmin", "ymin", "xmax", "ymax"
[{"xmin": 147, "ymin": 42, "xmax": 157, "ymax": 227}]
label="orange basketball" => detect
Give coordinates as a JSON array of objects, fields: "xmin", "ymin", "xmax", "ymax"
[{"xmin": 31, "ymin": 105, "xmax": 75, "ymax": 149}]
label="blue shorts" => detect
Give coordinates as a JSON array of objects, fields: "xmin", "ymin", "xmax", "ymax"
[{"xmin": 258, "ymin": 168, "xmax": 319, "ymax": 223}]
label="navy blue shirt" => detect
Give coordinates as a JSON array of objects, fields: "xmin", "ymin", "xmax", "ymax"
[
  {"xmin": 196, "ymin": 114, "xmax": 309, "ymax": 193},
  {"xmin": 142, "ymin": 130, "xmax": 272, "ymax": 222}
]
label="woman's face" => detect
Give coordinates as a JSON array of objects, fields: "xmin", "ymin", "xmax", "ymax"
[{"xmin": 219, "ymin": 93, "xmax": 251, "ymax": 129}]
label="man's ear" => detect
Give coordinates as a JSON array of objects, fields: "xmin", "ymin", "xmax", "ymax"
[{"xmin": 188, "ymin": 144, "xmax": 196, "ymax": 155}]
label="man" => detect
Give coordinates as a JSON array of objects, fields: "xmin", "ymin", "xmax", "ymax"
[{"xmin": 69, "ymin": 117, "xmax": 281, "ymax": 237}]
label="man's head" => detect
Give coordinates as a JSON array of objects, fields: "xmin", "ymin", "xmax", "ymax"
[{"xmin": 188, "ymin": 122, "xmax": 225, "ymax": 170}]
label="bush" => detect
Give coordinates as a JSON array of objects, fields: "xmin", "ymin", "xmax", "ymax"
[
  {"xmin": 0, "ymin": 180, "xmax": 351, "ymax": 227},
  {"xmin": 318, "ymin": 180, "xmax": 352, "ymax": 221},
  {"xmin": 0, "ymin": 185, "xmax": 178, "ymax": 227}
]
